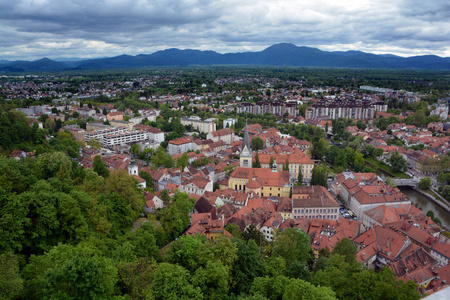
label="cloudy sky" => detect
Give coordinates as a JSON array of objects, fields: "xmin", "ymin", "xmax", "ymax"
[{"xmin": 1, "ymin": 0, "xmax": 449, "ymax": 60}]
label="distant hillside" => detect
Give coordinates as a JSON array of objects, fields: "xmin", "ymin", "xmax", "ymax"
[{"xmin": 1, "ymin": 43, "xmax": 450, "ymax": 71}]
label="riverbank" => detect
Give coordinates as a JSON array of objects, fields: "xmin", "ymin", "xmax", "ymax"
[
  {"xmin": 365, "ymin": 157, "xmax": 410, "ymax": 179},
  {"xmin": 413, "ymin": 187, "xmax": 450, "ymax": 230}
]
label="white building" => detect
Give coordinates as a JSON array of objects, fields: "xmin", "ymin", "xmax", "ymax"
[
  {"xmin": 181, "ymin": 116, "xmax": 216, "ymax": 134},
  {"xmin": 207, "ymin": 128, "xmax": 235, "ymax": 144},
  {"xmin": 223, "ymin": 118, "xmax": 237, "ymax": 129},
  {"xmin": 167, "ymin": 137, "xmax": 197, "ymax": 155}
]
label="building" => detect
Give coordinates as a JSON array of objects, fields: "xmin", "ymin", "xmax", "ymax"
[
  {"xmin": 223, "ymin": 118, "xmax": 237, "ymax": 129},
  {"xmin": 181, "ymin": 116, "xmax": 216, "ymax": 134},
  {"xmin": 167, "ymin": 136, "xmax": 197, "ymax": 155},
  {"xmin": 107, "ymin": 111, "xmax": 123, "ymax": 121},
  {"xmin": 292, "ymin": 186, "xmax": 340, "ymax": 220},
  {"xmin": 110, "ymin": 120, "xmax": 134, "ymax": 131},
  {"xmin": 228, "ymin": 166, "xmax": 290, "ymax": 198},
  {"xmin": 240, "ymin": 122, "xmax": 253, "ymax": 168},
  {"xmin": 306, "ymin": 99, "xmax": 385, "ymax": 120},
  {"xmin": 254, "ymin": 153, "xmax": 314, "ymax": 182},
  {"xmin": 207, "ymin": 128, "xmax": 235, "ymax": 144}
]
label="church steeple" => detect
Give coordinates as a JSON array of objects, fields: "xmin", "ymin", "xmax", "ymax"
[{"xmin": 240, "ymin": 121, "xmax": 253, "ymax": 168}]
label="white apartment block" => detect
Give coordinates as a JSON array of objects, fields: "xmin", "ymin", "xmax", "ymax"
[
  {"xmin": 167, "ymin": 137, "xmax": 197, "ymax": 155},
  {"xmin": 306, "ymin": 99, "xmax": 387, "ymax": 120},
  {"xmin": 181, "ymin": 116, "xmax": 216, "ymax": 134}
]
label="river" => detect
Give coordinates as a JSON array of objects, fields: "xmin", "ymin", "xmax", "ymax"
[
  {"xmin": 374, "ymin": 169, "xmax": 450, "ymax": 228},
  {"xmin": 398, "ymin": 187, "xmax": 450, "ymax": 228}
]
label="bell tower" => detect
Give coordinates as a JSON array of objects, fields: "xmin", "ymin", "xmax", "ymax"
[{"xmin": 240, "ymin": 121, "xmax": 253, "ymax": 168}]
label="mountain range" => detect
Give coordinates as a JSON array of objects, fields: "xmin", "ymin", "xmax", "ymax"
[{"xmin": 1, "ymin": 43, "xmax": 450, "ymax": 72}]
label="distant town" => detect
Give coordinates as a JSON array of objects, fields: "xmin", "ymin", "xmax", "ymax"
[{"xmin": 1, "ymin": 68, "xmax": 450, "ymax": 298}]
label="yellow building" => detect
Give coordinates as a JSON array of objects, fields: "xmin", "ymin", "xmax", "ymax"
[
  {"xmin": 255, "ymin": 152, "xmax": 314, "ymax": 182},
  {"xmin": 228, "ymin": 167, "xmax": 290, "ymax": 198}
]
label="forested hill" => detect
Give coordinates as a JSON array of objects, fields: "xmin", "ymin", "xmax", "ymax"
[
  {"xmin": 0, "ymin": 110, "xmax": 421, "ymax": 299},
  {"xmin": 1, "ymin": 43, "xmax": 450, "ymax": 71}
]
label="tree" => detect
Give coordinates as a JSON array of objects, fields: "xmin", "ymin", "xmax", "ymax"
[
  {"xmin": 272, "ymin": 228, "xmax": 312, "ymax": 266},
  {"xmin": 388, "ymin": 151, "xmax": 407, "ymax": 173},
  {"xmin": 159, "ymin": 192, "xmax": 196, "ymax": 239},
  {"xmin": 269, "ymin": 156, "xmax": 274, "ymax": 169},
  {"xmin": 152, "ymin": 263, "xmax": 203, "ymax": 300},
  {"xmin": 331, "ymin": 238, "xmax": 357, "ymax": 264},
  {"xmin": 297, "ymin": 170, "xmax": 304, "ymax": 184},
  {"xmin": 283, "ymin": 159, "xmax": 289, "ymax": 171},
  {"xmin": 253, "ymin": 153, "xmax": 261, "ymax": 168},
  {"xmin": 0, "ymin": 253, "xmax": 23, "ymax": 299},
  {"xmin": 311, "ymin": 138, "xmax": 328, "ymax": 159},
  {"xmin": 192, "ymin": 260, "xmax": 229, "ymax": 300},
  {"xmin": 310, "ymin": 166, "xmax": 328, "ymax": 188},
  {"xmin": 353, "ymin": 150, "xmax": 364, "ymax": 171},
  {"xmin": 231, "ymin": 239, "xmax": 263, "ymax": 295},
  {"xmin": 252, "ymin": 137, "xmax": 264, "ymax": 151},
  {"xmin": 356, "ymin": 119, "xmax": 366, "ymax": 130},
  {"xmin": 130, "ymin": 143, "xmax": 140, "ymax": 156},
  {"xmin": 165, "ymin": 235, "xmax": 206, "ymax": 272},
  {"xmin": 93, "ymin": 155, "xmax": 110, "ymax": 178},
  {"xmin": 325, "ymin": 145, "xmax": 339, "ymax": 165},
  {"xmin": 437, "ymin": 172, "xmax": 446, "ymax": 183},
  {"xmin": 334, "ymin": 149, "xmax": 348, "ymax": 168},
  {"xmin": 419, "ymin": 177, "xmax": 431, "ymax": 190},
  {"xmin": 43, "ymin": 256, "xmax": 118, "ymax": 299},
  {"xmin": 176, "ymin": 153, "xmax": 189, "ymax": 169},
  {"xmin": 139, "ymin": 170, "xmax": 154, "ymax": 189},
  {"xmin": 283, "ymin": 278, "xmax": 336, "ymax": 300}
]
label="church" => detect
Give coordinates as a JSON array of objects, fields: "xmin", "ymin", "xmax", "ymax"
[{"xmin": 228, "ymin": 123, "xmax": 291, "ymax": 198}]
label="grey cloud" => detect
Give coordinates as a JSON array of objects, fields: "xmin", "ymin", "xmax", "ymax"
[{"xmin": 0, "ymin": 0, "xmax": 449, "ymax": 60}]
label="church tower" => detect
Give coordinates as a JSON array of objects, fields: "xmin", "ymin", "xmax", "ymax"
[{"xmin": 240, "ymin": 122, "xmax": 253, "ymax": 168}]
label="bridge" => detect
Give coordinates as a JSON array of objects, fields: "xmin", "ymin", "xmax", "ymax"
[{"xmin": 394, "ymin": 178, "xmax": 418, "ymax": 188}]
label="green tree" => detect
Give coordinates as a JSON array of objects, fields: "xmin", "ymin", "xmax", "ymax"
[
  {"xmin": 388, "ymin": 151, "xmax": 407, "ymax": 173},
  {"xmin": 334, "ymin": 149, "xmax": 348, "ymax": 168},
  {"xmin": 139, "ymin": 170, "xmax": 154, "ymax": 189},
  {"xmin": 88, "ymin": 138, "xmax": 102, "ymax": 150},
  {"xmin": 43, "ymin": 256, "xmax": 118, "ymax": 299},
  {"xmin": 93, "ymin": 155, "xmax": 110, "ymax": 178},
  {"xmin": 0, "ymin": 253, "xmax": 23, "ymax": 299},
  {"xmin": 353, "ymin": 150, "xmax": 364, "ymax": 171},
  {"xmin": 331, "ymin": 238, "xmax": 357, "ymax": 265},
  {"xmin": 310, "ymin": 166, "xmax": 328, "ymax": 188},
  {"xmin": 283, "ymin": 278, "xmax": 336, "ymax": 300},
  {"xmin": 192, "ymin": 260, "xmax": 229, "ymax": 300},
  {"xmin": 252, "ymin": 137, "xmax": 264, "ymax": 151},
  {"xmin": 269, "ymin": 156, "xmax": 274, "ymax": 169},
  {"xmin": 118, "ymin": 258, "xmax": 156, "ymax": 300},
  {"xmin": 231, "ymin": 239, "xmax": 263, "ymax": 295},
  {"xmin": 272, "ymin": 228, "xmax": 312, "ymax": 266},
  {"xmin": 130, "ymin": 143, "xmax": 141, "ymax": 156},
  {"xmin": 297, "ymin": 170, "xmax": 303, "ymax": 185},
  {"xmin": 165, "ymin": 234, "xmax": 206, "ymax": 272},
  {"xmin": 159, "ymin": 192, "xmax": 196, "ymax": 239},
  {"xmin": 311, "ymin": 138, "xmax": 328, "ymax": 159},
  {"xmin": 104, "ymin": 170, "xmax": 145, "ymax": 215},
  {"xmin": 176, "ymin": 153, "xmax": 189, "ymax": 169},
  {"xmin": 283, "ymin": 159, "xmax": 289, "ymax": 171},
  {"xmin": 419, "ymin": 177, "xmax": 431, "ymax": 190},
  {"xmin": 437, "ymin": 172, "xmax": 446, "ymax": 183},
  {"xmin": 325, "ymin": 145, "xmax": 339, "ymax": 165},
  {"xmin": 152, "ymin": 263, "xmax": 203, "ymax": 300},
  {"xmin": 253, "ymin": 153, "xmax": 261, "ymax": 168}
]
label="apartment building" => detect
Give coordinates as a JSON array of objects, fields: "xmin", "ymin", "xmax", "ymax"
[{"xmin": 181, "ymin": 116, "xmax": 216, "ymax": 134}]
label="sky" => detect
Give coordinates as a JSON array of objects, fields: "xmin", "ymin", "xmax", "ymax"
[{"xmin": 0, "ymin": 0, "xmax": 449, "ymax": 61}]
